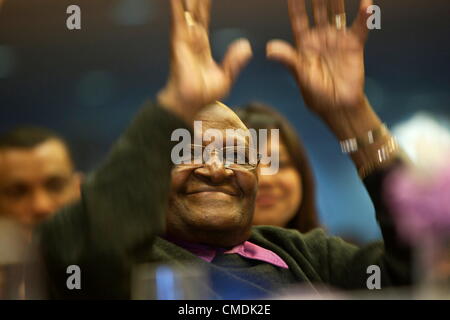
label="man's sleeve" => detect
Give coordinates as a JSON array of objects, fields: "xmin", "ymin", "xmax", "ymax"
[
  {"xmin": 36, "ymin": 101, "xmax": 188, "ymax": 298},
  {"xmin": 324, "ymin": 158, "xmax": 414, "ymax": 290}
]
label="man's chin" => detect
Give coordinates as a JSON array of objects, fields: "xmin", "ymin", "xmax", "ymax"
[
  {"xmin": 183, "ymin": 193, "xmax": 241, "ymax": 213},
  {"xmin": 191, "ymin": 208, "xmax": 244, "ymax": 229},
  {"xmin": 179, "ymin": 200, "xmax": 247, "ymax": 229},
  {"xmin": 167, "ymin": 194, "xmax": 254, "ymax": 245}
]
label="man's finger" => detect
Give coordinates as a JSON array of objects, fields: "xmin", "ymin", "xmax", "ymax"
[
  {"xmin": 351, "ymin": 0, "xmax": 373, "ymax": 42},
  {"xmin": 288, "ymin": 0, "xmax": 309, "ymax": 42},
  {"xmin": 312, "ymin": 0, "xmax": 328, "ymax": 27},
  {"xmin": 266, "ymin": 39, "xmax": 299, "ymax": 72},
  {"xmin": 222, "ymin": 39, "xmax": 253, "ymax": 83},
  {"xmin": 171, "ymin": 0, "xmax": 187, "ymax": 32},
  {"xmin": 183, "ymin": 0, "xmax": 194, "ymax": 11},
  {"xmin": 328, "ymin": 0, "xmax": 346, "ymax": 17},
  {"xmin": 193, "ymin": 0, "xmax": 211, "ymax": 28},
  {"xmin": 328, "ymin": 0, "xmax": 346, "ymax": 27},
  {"xmin": 184, "ymin": 0, "xmax": 210, "ymax": 28}
]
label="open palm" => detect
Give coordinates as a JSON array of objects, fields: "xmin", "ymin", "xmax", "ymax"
[
  {"xmin": 160, "ymin": 0, "xmax": 252, "ymax": 116},
  {"xmin": 268, "ymin": 0, "xmax": 373, "ymax": 113}
]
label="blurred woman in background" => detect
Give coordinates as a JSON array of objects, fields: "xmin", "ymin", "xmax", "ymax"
[{"xmin": 236, "ymin": 102, "xmax": 320, "ymax": 233}]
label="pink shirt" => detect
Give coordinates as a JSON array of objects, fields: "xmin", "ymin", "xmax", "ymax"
[{"xmin": 166, "ymin": 237, "xmax": 289, "ymax": 269}]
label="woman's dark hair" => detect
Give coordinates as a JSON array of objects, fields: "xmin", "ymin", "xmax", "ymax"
[{"xmin": 235, "ymin": 102, "xmax": 320, "ymax": 233}]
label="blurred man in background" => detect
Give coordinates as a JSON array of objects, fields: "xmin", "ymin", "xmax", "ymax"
[
  {"xmin": 0, "ymin": 127, "xmax": 81, "ymax": 228},
  {"xmin": 0, "ymin": 126, "xmax": 81, "ymax": 299}
]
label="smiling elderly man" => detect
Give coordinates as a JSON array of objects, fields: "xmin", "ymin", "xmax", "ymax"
[
  {"xmin": 167, "ymin": 104, "xmax": 259, "ymax": 248},
  {"xmin": 38, "ymin": 0, "xmax": 412, "ymax": 299}
]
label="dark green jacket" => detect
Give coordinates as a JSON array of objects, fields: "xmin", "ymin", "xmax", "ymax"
[{"xmin": 38, "ymin": 102, "xmax": 412, "ymax": 299}]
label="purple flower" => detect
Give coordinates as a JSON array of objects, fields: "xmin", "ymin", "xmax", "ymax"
[{"xmin": 383, "ymin": 164, "xmax": 450, "ymax": 245}]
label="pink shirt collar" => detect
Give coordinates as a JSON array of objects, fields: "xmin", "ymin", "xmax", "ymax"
[{"xmin": 165, "ymin": 237, "xmax": 289, "ymax": 269}]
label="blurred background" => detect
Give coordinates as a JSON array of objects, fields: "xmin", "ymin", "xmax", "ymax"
[{"xmin": 0, "ymin": 0, "xmax": 449, "ymax": 243}]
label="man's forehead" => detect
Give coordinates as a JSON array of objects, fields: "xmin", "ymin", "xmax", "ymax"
[
  {"xmin": 0, "ymin": 140, "xmax": 73, "ymax": 181},
  {"xmin": 194, "ymin": 102, "xmax": 248, "ymax": 131},
  {"xmin": 0, "ymin": 139, "xmax": 68, "ymax": 161},
  {"xmin": 193, "ymin": 103, "xmax": 251, "ymax": 145}
]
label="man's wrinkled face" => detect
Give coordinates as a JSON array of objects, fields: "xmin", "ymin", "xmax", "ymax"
[
  {"xmin": 167, "ymin": 104, "xmax": 258, "ymax": 247},
  {"xmin": 0, "ymin": 139, "xmax": 81, "ymax": 227}
]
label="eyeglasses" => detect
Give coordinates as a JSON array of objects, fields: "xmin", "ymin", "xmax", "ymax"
[{"xmin": 174, "ymin": 144, "xmax": 261, "ymax": 171}]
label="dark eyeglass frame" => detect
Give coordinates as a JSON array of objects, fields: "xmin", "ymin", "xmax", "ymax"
[{"xmin": 174, "ymin": 144, "xmax": 262, "ymax": 171}]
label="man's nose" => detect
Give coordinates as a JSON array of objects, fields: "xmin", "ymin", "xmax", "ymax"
[
  {"xmin": 30, "ymin": 190, "xmax": 55, "ymax": 220},
  {"xmin": 194, "ymin": 154, "xmax": 233, "ymax": 184}
]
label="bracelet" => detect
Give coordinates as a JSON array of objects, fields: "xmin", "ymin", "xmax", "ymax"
[
  {"xmin": 357, "ymin": 136, "xmax": 400, "ymax": 179},
  {"xmin": 340, "ymin": 123, "xmax": 389, "ymax": 154}
]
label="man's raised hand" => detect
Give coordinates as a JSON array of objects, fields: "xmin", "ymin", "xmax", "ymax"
[
  {"xmin": 267, "ymin": 0, "xmax": 373, "ymax": 115},
  {"xmin": 158, "ymin": 0, "xmax": 253, "ymax": 123}
]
